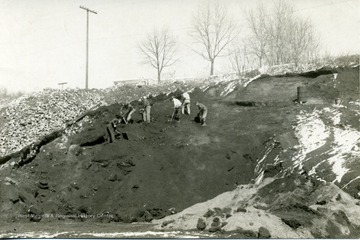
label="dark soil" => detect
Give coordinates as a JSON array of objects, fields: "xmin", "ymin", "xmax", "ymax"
[{"xmin": 0, "ymin": 66, "xmax": 358, "ymax": 226}]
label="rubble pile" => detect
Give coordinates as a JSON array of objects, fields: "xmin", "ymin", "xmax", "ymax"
[{"xmin": 0, "ymin": 89, "xmax": 106, "ymax": 156}]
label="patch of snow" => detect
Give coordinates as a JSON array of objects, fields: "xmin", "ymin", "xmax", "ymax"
[
  {"xmin": 187, "ymin": 87, "xmax": 195, "ymax": 93},
  {"xmin": 0, "ymin": 230, "xmax": 213, "ymax": 238},
  {"xmin": 79, "ymin": 231, "xmax": 205, "ymax": 238},
  {"xmin": 273, "ymin": 154, "xmax": 281, "ymax": 164},
  {"xmin": 292, "ymin": 107, "xmax": 360, "ymax": 184},
  {"xmin": 308, "ymin": 158, "xmax": 329, "ymax": 176},
  {"xmin": 200, "ymin": 85, "xmax": 209, "ymax": 91},
  {"xmin": 323, "ymin": 107, "xmax": 342, "ymax": 125},
  {"xmin": 293, "ymin": 110, "xmax": 329, "ymax": 167},
  {"xmin": 243, "ymin": 74, "xmax": 261, "ymax": 88},
  {"xmin": 255, "ymin": 144, "xmax": 274, "ymax": 174},
  {"xmin": 349, "ymin": 100, "xmax": 360, "ymax": 108},
  {"xmin": 220, "ymin": 81, "xmax": 237, "ymax": 96},
  {"xmin": 254, "ymin": 170, "xmax": 264, "ymax": 186},
  {"xmin": 342, "ymin": 176, "xmax": 360, "ymax": 190},
  {"xmin": 327, "ymin": 127, "xmax": 360, "ymax": 183},
  {"xmin": 0, "ymin": 231, "xmax": 71, "ymax": 238}
]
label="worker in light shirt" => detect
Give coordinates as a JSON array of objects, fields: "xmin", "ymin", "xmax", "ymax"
[
  {"xmin": 140, "ymin": 96, "xmax": 151, "ymax": 123},
  {"xmin": 181, "ymin": 92, "xmax": 191, "ymax": 115},
  {"xmin": 170, "ymin": 96, "xmax": 182, "ymax": 122}
]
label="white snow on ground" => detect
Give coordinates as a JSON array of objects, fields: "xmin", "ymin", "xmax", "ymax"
[
  {"xmin": 349, "ymin": 100, "xmax": 360, "ymax": 107},
  {"xmin": 253, "ymin": 138, "xmax": 280, "ymax": 185},
  {"xmin": 244, "ymin": 74, "xmax": 261, "ymax": 88},
  {"xmin": 254, "ymin": 170, "xmax": 264, "ymax": 185},
  {"xmin": 200, "ymin": 85, "xmax": 209, "ymax": 91},
  {"xmin": 78, "ymin": 231, "xmax": 210, "ymax": 238},
  {"xmin": 292, "ymin": 107, "xmax": 360, "ymax": 183},
  {"xmin": 255, "ymin": 143, "xmax": 276, "ymax": 174},
  {"xmin": 323, "ymin": 107, "xmax": 342, "ymax": 125},
  {"xmin": 293, "ymin": 110, "xmax": 329, "ymax": 167},
  {"xmin": 220, "ymin": 81, "xmax": 237, "ymax": 96},
  {"xmin": 0, "ymin": 230, "xmax": 213, "ymax": 238},
  {"xmin": 327, "ymin": 127, "xmax": 360, "ymax": 183},
  {"xmin": 342, "ymin": 176, "xmax": 360, "ymax": 190},
  {"xmin": 0, "ymin": 232, "xmax": 70, "ymax": 238}
]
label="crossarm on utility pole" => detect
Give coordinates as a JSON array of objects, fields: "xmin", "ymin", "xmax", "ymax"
[{"xmin": 80, "ymin": 6, "xmax": 97, "ymax": 14}]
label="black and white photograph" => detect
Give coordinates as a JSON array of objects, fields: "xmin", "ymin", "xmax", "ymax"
[{"xmin": 0, "ymin": 0, "xmax": 359, "ymax": 238}]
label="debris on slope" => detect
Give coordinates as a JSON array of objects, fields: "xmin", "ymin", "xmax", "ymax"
[
  {"xmin": 155, "ymin": 175, "xmax": 360, "ymax": 238},
  {"xmin": 0, "ymin": 89, "xmax": 105, "ymax": 156}
]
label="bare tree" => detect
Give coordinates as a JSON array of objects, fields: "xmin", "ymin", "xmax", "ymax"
[
  {"xmin": 247, "ymin": 0, "xmax": 320, "ymax": 67},
  {"xmin": 139, "ymin": 28, "xmax": 177, "ymax": 84},
  {"xmin": 266, "ymin": 0, "xmax": 294, "ymax": 65},
  {"xmin": 190, "ymin": 1, "xmax": 237, "ymax": 76},
  {"xmin": 229, "ymin": 42, "xmax": 256, "ymax": 77},
  {"xmin": 246, "ymin": 3, "xmax": 269, "ymax": 68},
  {"xmin": 306, "ymin": 32, "xmax": 320, "ymax": 63},
  {"xmin": 288, "ymin": 18, "xmax": 318, "ymax": 66}
]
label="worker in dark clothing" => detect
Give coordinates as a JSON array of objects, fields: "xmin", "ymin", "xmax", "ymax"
[
  {"xmin": 195, "ymin": 102, "xmax": 207, "ymax": 126},
  {"xmin": 105, "ymin": 118, "xmax": 121, "ymax": 143},
  {"xmin": 120, "ymin": 103, "xmax": 136, "ymax": 124},
  {"xmin": 141, "ymin": 96, "xmax": 151, "ymax": 123}
]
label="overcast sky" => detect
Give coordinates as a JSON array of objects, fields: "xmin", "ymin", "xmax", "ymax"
[{"xmin": 0, "ymin": 0, "xmax": 359, "ymax": 93}]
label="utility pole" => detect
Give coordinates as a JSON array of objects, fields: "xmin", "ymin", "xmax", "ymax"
[{"xmin": 80, "ymin": 6, "xmax": 97, "ymax": 90}]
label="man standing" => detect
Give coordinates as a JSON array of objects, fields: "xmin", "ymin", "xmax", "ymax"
[
  {"xmin": 181, "ymin": 91, "xmax": 191, "ymax": 115},
  {"xmin": 195, "ymin": 102, "xmax": 207, "ymax": 126},
  {"xmin": 171, "ymin": 96, "xmax": 182, "ymax": 122},
  {"xmin": 141, "ymin": 96, "xmax": 151, "ymax": 123}
]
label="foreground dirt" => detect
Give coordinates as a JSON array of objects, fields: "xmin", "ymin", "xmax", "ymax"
[
  {"xmin": 0, "ymin": 66, "xmax": 359, "ymax": 238},
  {"xmin": 155, "ymin": 176, "xmax": 360, "ymax": 238}
]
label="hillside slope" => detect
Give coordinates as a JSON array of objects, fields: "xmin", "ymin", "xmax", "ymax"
[{"xmin": 0, "ymin": 66, "xmax": 359, "ymax": 238}]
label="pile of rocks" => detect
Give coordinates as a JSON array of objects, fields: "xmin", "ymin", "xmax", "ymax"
[{"xmin": 0, "ymin": 89, "xmax": 106, "ymax": 156}]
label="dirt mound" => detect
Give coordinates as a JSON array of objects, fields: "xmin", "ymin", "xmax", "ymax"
[
  {"xmin": 0, "ymin": 66, "xmax": 359, "ymax": 238},
  {"xmin": 155, "ymin": 175, "xmax": 360, "ymax": 238},
  {"xmin": 0, "ymin": 85, "xmax": 295, "ymax": 223}
]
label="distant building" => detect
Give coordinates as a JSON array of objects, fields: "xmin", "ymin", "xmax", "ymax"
[{"xmin": 113, "ymin": 78, "xmax": 155, "ymax": 86}]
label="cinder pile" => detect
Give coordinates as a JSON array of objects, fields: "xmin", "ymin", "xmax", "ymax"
[{"xmin": 0, "ymin": 89, "xmax": 105, "ymax": 156}]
